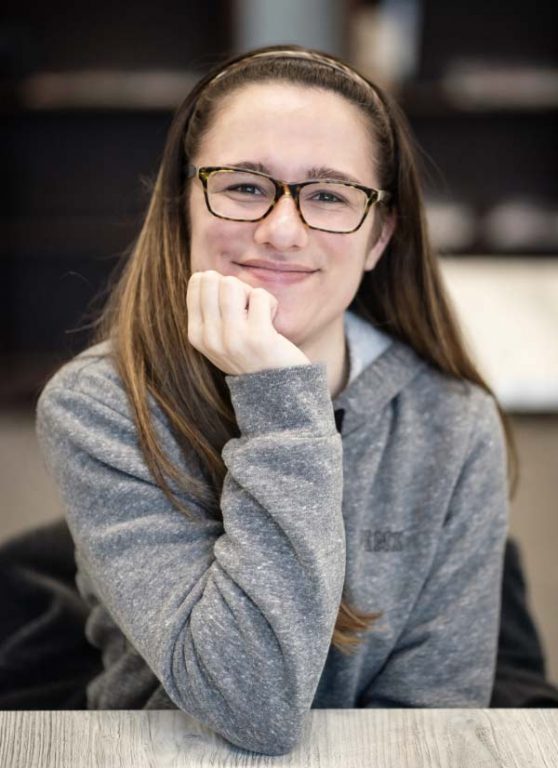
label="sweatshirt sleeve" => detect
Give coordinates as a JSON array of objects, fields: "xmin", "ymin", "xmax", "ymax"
[
  {"xmin": 35, "ymin": 358, "xmax": 346, "ymax": 755},
  {"xmin": 359, "ymin": 389, "xmax": 509, "ymax": 708}
]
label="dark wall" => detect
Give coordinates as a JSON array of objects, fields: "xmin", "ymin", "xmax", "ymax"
[
  {"xmin": 3, "ymin": 0, "xmax": 231, "ymax": 74},
  {"xmin": 1, "ymin": 1, "xmax": 232, "ymax": 403},
  {"xmin": 418, "ymin": 0, "xmax": 558, "ymax": 78}
]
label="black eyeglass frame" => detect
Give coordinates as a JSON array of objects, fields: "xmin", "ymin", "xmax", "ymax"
[{"xmin": 186, "ymin": 164, "xmax": 392, "ymax": 234}]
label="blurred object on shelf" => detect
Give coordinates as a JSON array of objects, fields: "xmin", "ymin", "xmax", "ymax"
[
  {"xmin": 234, "ymin": 0, "xmax": 343, "ymax": 56},
  {"xmin": 19, "ymin": 70, "xmax": 197, "ymax": 111},
  {"xmin": 441, "ymin": 257, "xmax": 558, "ymax": 412},
  {"xmin": 482, "ymin": 200, "xmax": 558, "ymax": 253},
  {"xmin": 351, "ymin": 0, "xmax": 422, "ymax": 89},
  {"xmin": 441, "ymin": 61, "xmax": 558, "ymax": 111},
  {"xmin": 425, "ymin": 201, "xmax": 477, "ymax": 253},
  {"xmin": 424, "ymin": 198, "xmax": 558, "ymax": 256},
  {"xmin": 483, "ymin": 200, "xmax": 558, "ymax": 252}
]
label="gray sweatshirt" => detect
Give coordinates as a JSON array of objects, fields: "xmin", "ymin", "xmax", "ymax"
[{"xmin": 36, "ymin": 310, "xmax": 508, "ymax": 755}]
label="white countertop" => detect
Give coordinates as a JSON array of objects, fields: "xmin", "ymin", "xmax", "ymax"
[{"xmin": 440, "ymin": 257, "xmax": 558, "ymax": 411}]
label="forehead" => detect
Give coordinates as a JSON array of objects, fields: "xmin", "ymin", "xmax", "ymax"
[{"xmin": 196, "ymin": 82, "xmax": 377, "ymax": 183}]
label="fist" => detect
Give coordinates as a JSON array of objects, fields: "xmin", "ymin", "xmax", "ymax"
[{"xmin": 186, "ymin": 270, "xmax": 310, "ymax": 375}]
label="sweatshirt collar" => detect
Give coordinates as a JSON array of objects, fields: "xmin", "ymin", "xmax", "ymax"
[
  {"xmin": 333, "ymin": 312, "xmax": 428, "ymax": 435},
  {"xmin": 344, "ymin": 309, "xmax": 392, "ymax": 385}
]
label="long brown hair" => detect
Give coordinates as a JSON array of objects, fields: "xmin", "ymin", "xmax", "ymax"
[{"xmin": 94, "ymin": 45, "xmax": 517, "ymax": 652}]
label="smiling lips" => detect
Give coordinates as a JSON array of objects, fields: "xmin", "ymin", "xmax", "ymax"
[
  {"xmin": 234, "ymin": 259, "xmax": 318, "ymax": 286},
  {"xmin": 237, "ymin": 259, "xmax": 317, "ymax": 273}
]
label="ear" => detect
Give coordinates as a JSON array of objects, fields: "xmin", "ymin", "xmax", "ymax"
[{"xmin": 364, "ymin": 212, "xmax": 396, "ymax": 272}]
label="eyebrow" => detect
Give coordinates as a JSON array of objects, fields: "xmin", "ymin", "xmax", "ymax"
[{"xmin": 228, "ymin": 160, "xmax": 364, "ymax": 185}]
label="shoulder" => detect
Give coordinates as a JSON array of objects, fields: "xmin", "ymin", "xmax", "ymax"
[
  {"xmin": 36, "ymin": 340, "xmax": 179, "ymax": 471},
  {"xmin": 385, "ymin": 346, "xmax": 508, "ymax": 528},
  {"xmin": 395, "ymin": 348, "xmax": 507, "ymax": 489},
  {"xmin": 36, "ymin": 341, "xmax": 136, "ymax": 468},
  {"xmin": 36, "ymin": 341, "xmax": 140, "ymax": 465},
  {"xmin": 351, "ymin": 332, "xmax": 505, "ymax": 470},
  {"xmin": 37, "ymin": 340, "xmax": 128, "ymax": 415},
  {"xmin": 412, "ymin": 351, "xmax": 497, "ymax": 413},
  {"xmin": 37, "ymin": 340, "xmax": 167, "ymax": 432},
  {"xmin": 410, "ymin": 356, "xmax": 503, "ymax": 446},
  {"xmin": 341, "ymin": 327, "xmax": 502, "ymax": 449}
]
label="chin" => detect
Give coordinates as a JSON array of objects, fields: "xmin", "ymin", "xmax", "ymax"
[{"xmin": 272, "ymin": 310, "xmax": 308, "ymax": 349}]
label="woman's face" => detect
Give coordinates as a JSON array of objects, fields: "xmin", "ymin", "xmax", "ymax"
[{"xmin": 188, "ymin": 82, "xmax": 394, "ymax": 357}]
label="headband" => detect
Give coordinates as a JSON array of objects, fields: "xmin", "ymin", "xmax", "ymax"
[{"xmin": 208, "ymin": 48, "xmax": 378, "ymax": 98}]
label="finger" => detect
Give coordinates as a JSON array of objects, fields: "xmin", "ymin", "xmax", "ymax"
[
  {"xmin": 199, "ymin": 270, "xmax": 223, "ymax": 349},
  {"xmin": 218, "ymin": 277, "xmax": 249, "ymax": 360},
  {"xmin": 198, "ymin": 270, "xmax": 222, "ymax": 323},
  {"xmin": 186, "ymin": 271, "xmax": 201, "ymax": 313},
  {"xmin": 219, "ymin": 276, "xmax": 249, "ymax": 334},
  {"xmin": 219, "ymin": 275, "xmax": 251, "ymax": 314},
  {"xmin": 246, "ymin": 287, "xmax": 278, "ymax": 336}
]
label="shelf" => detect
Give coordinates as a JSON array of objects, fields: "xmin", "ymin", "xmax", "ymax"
[
  {"xmin": 400, "ymin": 77, "xmax": 558, "ymax": 117},
  {"xmin": 4, "ymin": 70, "xmax": 200, "ymax": 113}
]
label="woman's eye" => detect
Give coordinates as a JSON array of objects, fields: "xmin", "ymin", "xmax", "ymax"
[
  {"xmin": 227, "ymin": 184, "xmax": 263, "ymax": 196},
  {"xmin": 311, "ymin": 190, "xmax": 348, "ymax": 205}
]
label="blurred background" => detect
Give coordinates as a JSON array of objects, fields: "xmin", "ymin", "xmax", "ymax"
[{"xmin": 1, "ymin": 0, "xmax": 557, "ymax": 681}]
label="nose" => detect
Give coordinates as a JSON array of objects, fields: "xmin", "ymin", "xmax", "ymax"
[{"xmin": 253, "ymin": 191, "xmax": 309, "ymax": 251}]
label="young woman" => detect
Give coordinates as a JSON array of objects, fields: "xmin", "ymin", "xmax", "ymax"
[{"xmin": 36, "ymin": 45, "xmax": 512, "ymax": 754}]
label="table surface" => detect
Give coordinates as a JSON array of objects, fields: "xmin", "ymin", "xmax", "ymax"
[{"xmin": 1, "ymin": 709, "xmax": 557, "ymax": 768}]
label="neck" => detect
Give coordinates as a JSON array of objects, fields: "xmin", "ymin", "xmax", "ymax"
[
  {"xmin": 330, "ymin": 338, "xmax": 350, "ymax": 398},
  {"xmin": 301, "ymin": 317, "xmax": 349, "ymax": 399}
]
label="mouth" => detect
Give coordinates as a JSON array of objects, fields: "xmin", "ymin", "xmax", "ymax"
[
  {"xmin": 235, "ymin": 260, "xmax": 317, "ymax": 273},
  {"xmin": 233, "ymin": 262, "xmax": 318, "ymax": 285}
]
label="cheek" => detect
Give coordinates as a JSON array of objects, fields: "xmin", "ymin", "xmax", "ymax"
[
  {"xmin": 328, "ymin": 236, "xmax": 370, "ymax": 285},
  {"xmin": 188, "ymin": 187, "xmax": 221, "ymax": 250},
  {"xmin": 189, "ymin": 207, "xmax": 244, "ymax": 272}
]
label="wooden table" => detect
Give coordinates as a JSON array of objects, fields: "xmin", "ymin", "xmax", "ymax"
[{"xmin": 1, "ymin": 709, "xmax": 557, "ymax": 767}]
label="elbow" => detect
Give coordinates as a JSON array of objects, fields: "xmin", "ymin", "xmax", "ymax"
[
  {"xmin": 168, "ymin": 631, "xmax": 311, "ymax": 755},
  {"xmin": 201, "ymin": 691, "xmax": 308, "ymax": 755},
  {"xmin": 258, "ymin": 737, "xmax": 301, "ymax": 757},
  {"xmin": 231, "ymin": 686, "xmax": 309, "ymax": 755},
  {"xmin": 169, "ymin": 673, "xmax": 308, "ymax": 756},
  {"xmin": 227, "ymin": 718, "xmax": 304, "ymax": 756}
]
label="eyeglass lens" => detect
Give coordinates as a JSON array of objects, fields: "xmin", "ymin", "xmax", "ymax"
[{"xmin": 206, "ymin": 170, "xmax": 368, "ymax": 232}]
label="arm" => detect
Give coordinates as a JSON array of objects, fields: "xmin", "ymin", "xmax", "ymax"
[
  {"xmin": 36, "ymin": 359, "xmax": 345, "ymax": 755},
  {"xmin": 359, "ymin": 391, "xmax": 509, "ymax": 707}
]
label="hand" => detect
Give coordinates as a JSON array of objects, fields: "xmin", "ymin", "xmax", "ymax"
[{"xmin": 186, "ymin": 270, "xmax": 310, "ymax": 375}]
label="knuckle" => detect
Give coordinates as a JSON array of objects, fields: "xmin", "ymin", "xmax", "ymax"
[
  {"xmin": 220, "ymin": 277, "xmax": 239, "ymax": 301},
  {"xmin": 195, "ymin": 270, "xmax": 216, "ymax": 288},
  {"xmin": 221, "ymin": 275, "xmax": 238, "ymax": 286}
]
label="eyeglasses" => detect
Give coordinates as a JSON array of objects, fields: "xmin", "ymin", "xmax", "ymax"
[{"xmin": 186, "ymin": 165, "xmax": 391, "ymax": 234}]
